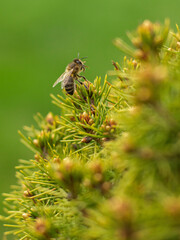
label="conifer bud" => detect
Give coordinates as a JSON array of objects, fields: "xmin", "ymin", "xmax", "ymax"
[
  {"xmin": 105, "ymin": 126, "xmax": 111, "ymax": 131},
  {"xmin": 101, "ymin": 124, "xmax": 105, "ymax": 130},
  {"xmin": 102, "ymin": 137, "xmax": 108, "ymax": 142},
  {"xmin": 22, "ymin": 213, "xmax": 30, "ymax": 219},
  {"xmin": 135, "ymin": 49, "xmax": 147, "ymax": 60},
  {"xmin": 34, "ymin": 153, "xmax": 40, "ymax": 161},
  {"xmin": 45, "ymin": 112, "xmax": 54, "ymax": 125},
  {"xmin": 109, "ymin": 198, "xmax": 133, "ymax": 222},
  {"xmin": 109, "ymin": 119, "xmax": 117, "ymax": 126},
  {"xmin": 91, "ymin": 162, "xmax": 102, "ymax": 173},
  {"xmin": 88, "ymin": 119, "xmax": 94, "ymax": 125},
  {"xmin": 132, "ymin": 60, "xmax": 138, "ymax": 68},
  {"xmin": 83, "ymin": 178, "xmax": 91, "ymax": 188},
  {"xmin": 33, "ymin": 139, "xmax": 39, "ymax": 147},
  {"xmin": 81, "ymin": 136, "xmax": 93, "ymax": 143},
  {"xmin": 177, "ymin": 41, "xmax": 180, "ymax": 48},
  {"xmin": 93, "ymin": 173, "xmax": 103, "ymax": 182},
  {"xmin": 56, "ymin": 170, "xmax": 64, "ymax": 181},
  {"xmin": 63, "ymin": 158, "xmax": 73, "ymax": 171},
  {"xmin": 101, "ymin": 181, "xmax": 111, "ymax": 193},
  {"xmin": 136, "ymin": 87, "xmax": 152, "ymax": 103},
  {"xmin": 138, "ymin": 20, "xmax": 153, "ymax": 33},
  {"xmin": 70, "ymin": 116, "xmax": 76, "ymax": 121},
  {"xmin": 53, "ymin": 157, "xmax": 61, "ymax": 164},
  {"xmin": 80, "ymin": 112, "xmax": 90, "ymax": 123},
  {"xmin": 35, "ymin": 218, "xmax": 49, "ymax": 235},
  {"xmin": 122, "ymin": 138, "xmax": 135, "ymax": 153},
  {"xmin": 23, "ymin": 189, "xmax": 33, "ymax": 198}
]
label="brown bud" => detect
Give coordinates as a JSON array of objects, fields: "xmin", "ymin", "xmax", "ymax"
[
  {"xmin": 122, "ymin": 138, "xmax": 135, "ymax": 153},
  {"xmin": 88, "ymin": 119, "xmax": 94, "ymax": 125},
  {"xmin": 80, "ymin": 112, "xmax": 90, "ymax": 123},
  {"xmin": 135, "ymin": 49, "xmax": 148, "ymax": 60},
  {"xmin": 82, "ymin": 111, "xmax": 88, "ymax": 118},
  {"xmin": 105, "ymin": 126, "xmax": 111, "ymax": 131},
  {"xmin": 102, "ymin": 138, "xmax": 108, "ymax": 142},
  {"xmin": 63, "ymin": 158, "xmax": 73, "ymax": 171},
  {"xmin": 136, "ymin": 87, "xmax": 152, "ymax": 103},
  {"xmin": 109, "ymin": 119, "xmax": 117, "ymax": 126},
  {"xmin": 177, "ymin": 42, "xmax": 180, "ymax": 48},
  {"xmin": 56, "ymin": 171, "xmax": 64, "ymax": 181},
  {"xmin": 81, "ymin": 136, "xmax": 93, "ymax": 143},
  {"xmin": 101, "ymin": 124, "xmax": 105, "ymax": 130},
  {"xmin": 110, "ymin": 198, "xmax": 133, "ymax": 221},
  {"xmin": 93, "ymin": 173, "xmax": 103, "ymax": 182},
  {"xmin": 35, "ymin": 218, "xmax": 48, "ymax": 235},
  {"xmin": 46, "ymin": 112, "xmax": 54, "ymax": 125},
  {"xmin": 22, "ymin": 213, "xmax": 30, "ymax": 219},
  {"xmin": 83, "ymin": 179, "xmax": 91, "ymax": 188},
  {"xmin": 24, "ymin": 189, "xmax": 33, "ymax": 198},
  {"xmin": 101, "ymin": 181, "xmax": 111, "ymax": 192},
  {"xmin": 70, "ymin": 116, "xmax": 76, "ymax": 121},
  {"xmin": 33, "ymin": 139, "xmax": 39, "ymax": 147},
  {"xmin": 34, "ymin": 153, "xmax": 40, "ymax": 161},
  {"xmin": 91, "ymin": 162, "xmax": 102, "ymax": 173},
  {"xmin": 53, "ymin": 157, "xmax": 61, "ymax": 164},
  {"xmin": 132, "ymin": 60, "xmax": 138, "ymax": 68}
]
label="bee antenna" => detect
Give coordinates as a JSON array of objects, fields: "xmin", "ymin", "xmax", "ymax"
[{"xmin": 81, "ymin": 56, "xmax": 88, "ymax": 60}]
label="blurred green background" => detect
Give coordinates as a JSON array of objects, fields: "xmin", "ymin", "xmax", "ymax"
[{"xmin": 0, "ymin": 0, "xmax": 180, "ymax": 237}]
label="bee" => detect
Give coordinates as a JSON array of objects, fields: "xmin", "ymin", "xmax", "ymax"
[{"xmin": 53, "ymin": 58, "xmax": 88, "ymax": 95}]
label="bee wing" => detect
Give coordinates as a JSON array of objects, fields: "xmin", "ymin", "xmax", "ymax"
[{"xmin": 53, "ymin": 69, "xmax": 73, "ymax": 88}]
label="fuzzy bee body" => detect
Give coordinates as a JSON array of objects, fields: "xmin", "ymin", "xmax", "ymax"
[
  {"xmin": 53, "ymin": 58, "xmax": 87, "ymax": 95},
  {"xmin": 62, "ymin": 75, "xmax": 75, "ymax": 95}
]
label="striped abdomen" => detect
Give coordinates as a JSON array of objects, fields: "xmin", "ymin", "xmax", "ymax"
[{"xmin": 64, "ymin": 76, "xmax": 75, "ymax": 95}]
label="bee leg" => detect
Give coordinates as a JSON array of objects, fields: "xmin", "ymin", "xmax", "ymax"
[
  {"xmin": 76, "ymin": 78, "xmax": 83, "ymax": 85},
  {"xmin": 77, "ymin": 74, "xmax": 88, "ymax": 81},
  {"xmin": 75, "ymin": 78, "xmax": 88, "ymax": 90}
]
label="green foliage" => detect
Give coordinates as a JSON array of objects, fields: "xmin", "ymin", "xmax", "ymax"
[{"xmin": 2, "ymin": 20, "xmax": 180, "ymax": 239}]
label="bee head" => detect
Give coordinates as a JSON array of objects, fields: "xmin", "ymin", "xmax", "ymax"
[
  {"xmin": 73, "ymin": 58, "xmax": 87, "ymax": 72},
  {"xmin": 73, "ymin": 58, "xmax": 83, "ymax": 65}
]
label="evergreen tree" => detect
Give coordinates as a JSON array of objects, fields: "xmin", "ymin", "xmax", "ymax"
[{"xmin": 2, "ymin": 20, "xmax": 180, "ymax": 240}]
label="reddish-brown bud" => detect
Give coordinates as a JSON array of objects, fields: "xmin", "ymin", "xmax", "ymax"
[
  {"xmin": 35, "ymin": 218, "xmax": 48, "ymax": 235},
  {"xmin": 81, "ymin": 136, "xmax": 93, "ymax": 143},
  {"xmin": 46, "ymin": 112, "xmax": 54, "ymax": 125},
  {"xmin": 23, "ymin": 189, "xmax": 33, "ymax": 198}
]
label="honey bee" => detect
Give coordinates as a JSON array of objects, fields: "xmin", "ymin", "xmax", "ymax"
[{"xmin": 53, "ymin": 58, "xmax": 88, "ymax": 95}]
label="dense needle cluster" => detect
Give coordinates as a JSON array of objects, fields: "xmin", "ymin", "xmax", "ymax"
[{"xmin": 2, "ymin": 20, "xmax": 180, "ymax": 240}]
